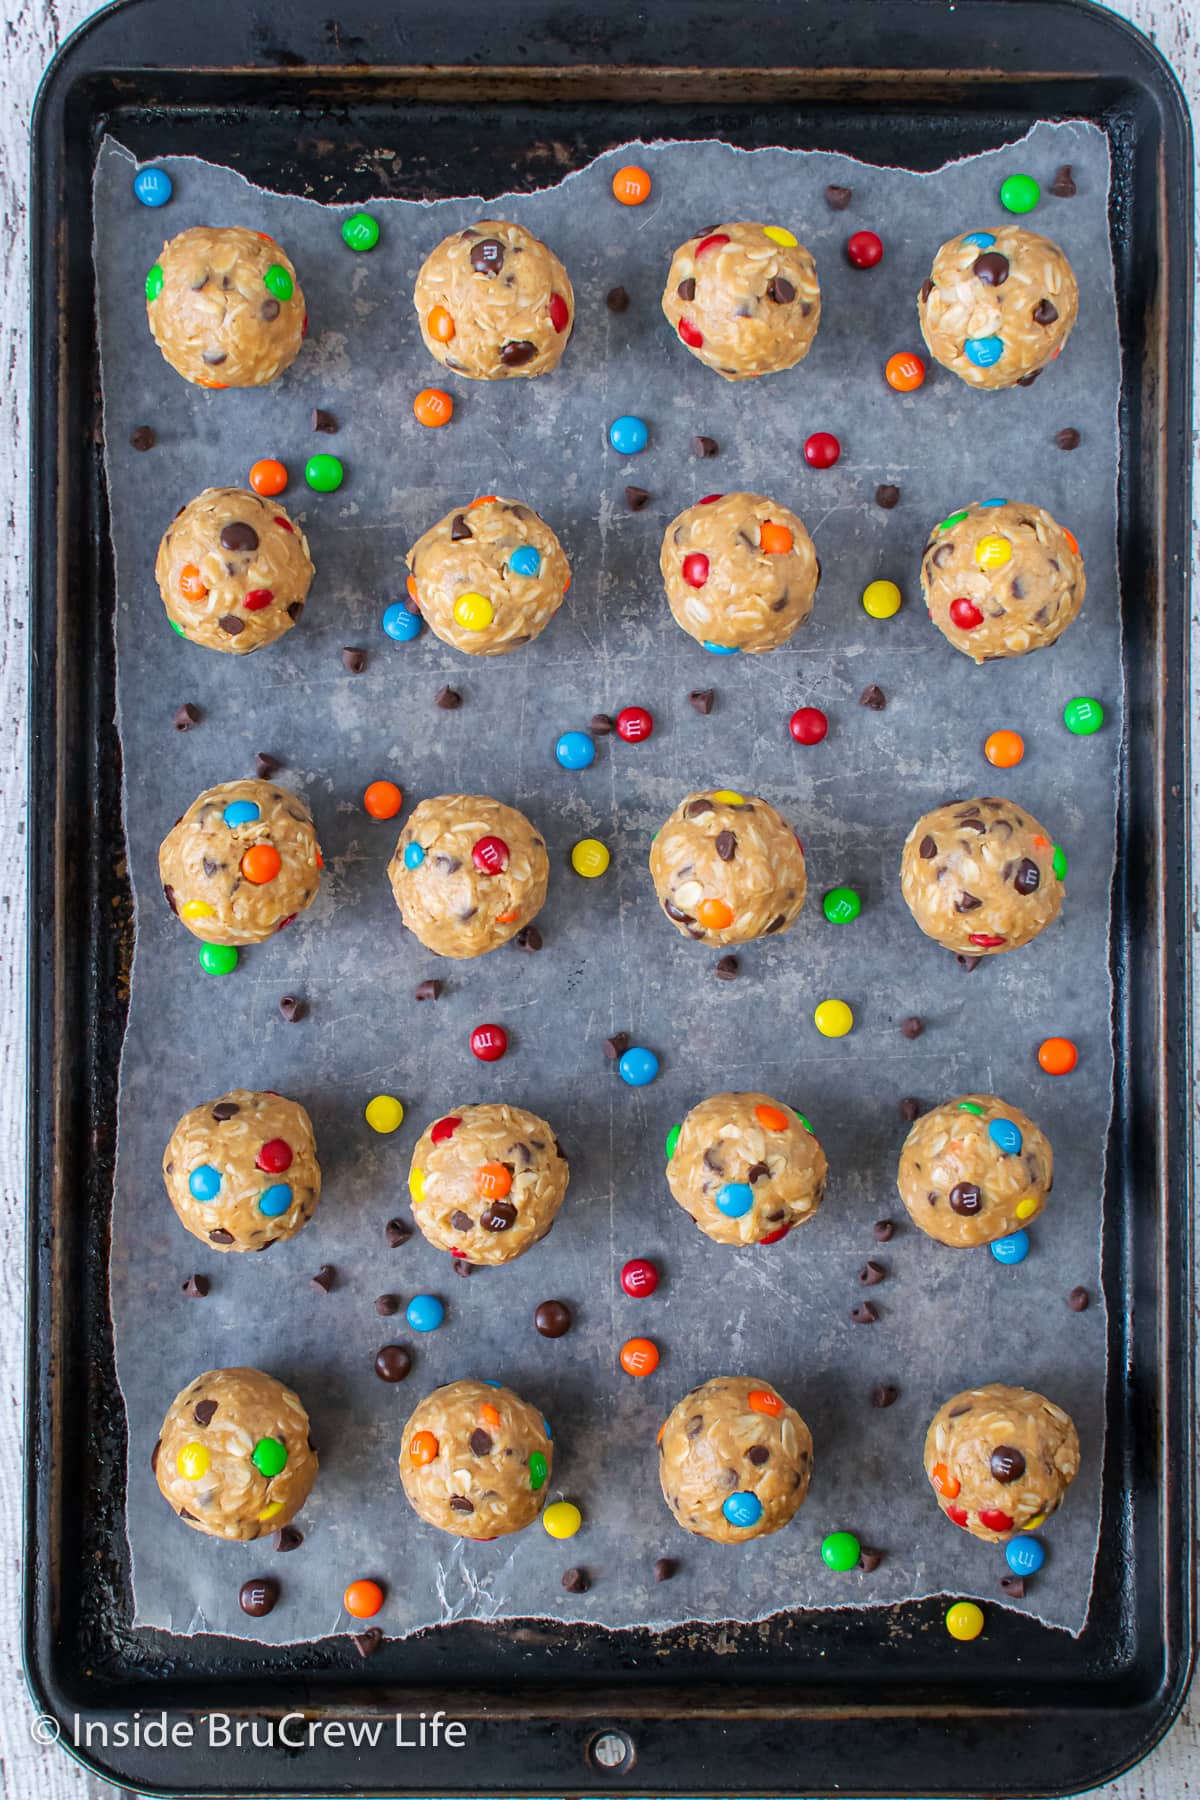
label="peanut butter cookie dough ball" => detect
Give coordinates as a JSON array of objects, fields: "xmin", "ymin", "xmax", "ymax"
[
  {"xmin": 406, "ymin": 496, "xmax": 570, "ymax": 655},
  {"xmin": 666, "ymin": 1092, "xmax": 826, "ymax": 1247},
  {"xmin": 163, "ymin": 1089, "xmax": 321, "ymax": 1252},
  {"xmin": 658, "ymin": 1377, "xmax": 814, "ymax": 1543},
  {"xmin": 153, "ymin": 1366, "xmax": 318, "ymax": 1541},
  {"xmin": 160, "ymin": 779, "xmax": 322, "ymax": 948},
  {"xmin": 408, "ymin": 1103, "xmax": 569, "ymax": 1265},
  {"xmin": 650, "ymin": 789, "xmax": 807, "ymax": 946},
  {"xmin": 399, "ymin": 1379, "xmax": 553, "ymax": 1540},
  {"xmin": 660, "ymin": 493, "xmax": 819, "ymax": 654},
  {"xmin": 921, "ymin": 498, "xmax": 1085, "ymax": 662},
  {"xmin": 146, "ymin": 226, "xmax": 306, "ymax": 388},
  {"xmin": 413, "ymin": 220, "xmax": 574, "ymax": 379},
  {"xmin": 156, "ymin": 487, "xmax": 314, "ymax": 653},
  {"xmin": 897, "ymin": 1094, "xmax": 1052, "ymax": 1248},
  {"xmin": 900, "ymin": 797, "xmax": 1064, "ymax": 958},
  {"xmin": 918, "ymin": 226, "xmax": 1078, "ymax": 390},
  {"xmin": 388, "ymin": 794, "xmax": 548, "ymax": 959},
  {"xmin": 661, "ymin": 223, "xmax": 821, "ymax": 380},
  {"xmin": 924, "ymin": 1384, "xmax": 1080, "ymax": 1542}
]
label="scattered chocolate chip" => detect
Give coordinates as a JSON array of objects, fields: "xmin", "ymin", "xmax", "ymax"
[
  {"xmin": 342, "ymin": 647, "xmax": 367, "ymax": 674},
  {"xmin": 562, "ymin": 1566, "xmax": 590, "ymax": 1593},
  {"xmin": 624, "ymin": 485, "xmax": 650, "ymax": 511},
  {"xmin": 415, "ymin": 978, "xmax": 442, "ymax": 1001},
  {"xmin": 1068, "ymin": 1285, "xmax": 1090, "ymax": 1312},
  {"xmin": 957, "ymin": 954, "xmax": 982, "ymax": 972},
  {"xmin": 274, "ymin": 1525, "xmax": 303, "ymax": 1552},
  {"xmin": 688, "ymin": 687, "xmax": 715, "ymax": 715},
  {"xmin": 239, "ymin": 1577, "xmax": 279, "ymax": 1618},
  {"xmin": 872, "ymin": 1383, "xmax": 898, "ymax": 1408},
  {"xmin": 220, "ymin": 521, "xmax": 259, "ymax": 553},
  {"xmin": 193, "ymin": 1399, "xmax": 218, "ymax": 1428},
  {"xmin": 435, "ymin": 685, "xmax": 462, "ymax": 710},
  {"xmin": 218, "ymin": 614, "xmax": 244, "ymax": 636},
  {"xmin": 1000, "ymin": 1574, "xmax": 1026, "ymax": 1598},
  {"xmin": 1032, "ymin": 298, "xmax": 1059, "ymax": 326},
  {"xmin": 900, "ymin": 1015, "xmax": 924, "ymax": 1039},
  {"xmin": 972, "ymin": 251, "xmax": 1010, "ymax": 287},
  {"xmin": 949, "ymin": 1182, "xmax": 982, "ymax": 1216},
  {"xmin": 765, "ymin": 275, "xmax": 795, "ymax": 304},
  {"xmin": 874, "ymin": 1223, "xmax": 896, "ymax": 1247},
  {"xmin": 715, "ymin": 829, "xmax": 737, "ymax": 862},
  {"xmin": 990, "ymin": 1444, "xmax": 1026, "ymax": 1483},
  {"xmin": 899, "ymin": 1097, "xmax": 921, "ymax": 1122},
  {"xmin": 859, "ymin": 1548, "xmax": 884, "ymax": 1572},
  {"xmin": 173, "ymin": 702, "xmax": 200, "ymax": 732},
  {"xmin": 450, "ymin": 512, "xmax": 473, "ymax": 541},
  {"xmin": 499, "ymin": 339, "xmax": 537, "ymax": 367},
  {"xmin": 604, "ymin": 1031, "xmax": 632, "ymax": 1060},
  {"xmin": 181, "ymin": 1273, "xmax": 210, "ymax": 1298},
  {"xmin": 514, "ymin": 924, "xmax": 543, "ymax": 952},
  {"xmin": 918, "ymin": 835, "xmax": 937, "ymax": 859},
  {"xmin": 208, "ymin": 1228, "xmax": 235, "ymax": 1245},
  {"xmin": 590, "ymin": 712, "xmax": 616, "ymax": 735},
  {"xmin": 469, "ymin": 1428, "xmax": 493, "ymax": 1456},
  {"xmin": 129, "ymin": 424, "xmax": 156, "ymax": 451},
  {"xmin": 859, "ymin": 683, "xmax": 887, "ymax": 710},
  {"xmin": 385, "ymin": 1218, "xmax": 412, "ymax": 1248},
  {"xmin": 353, "ymin": 1627, "xmax": 384, "ymax": 1658},
  {"xmin": 1016, "ymin": 370, "xmax": 1041, "ymax": 387},
  {"xmin": 375, "ymin": 1294, "xmax": 400, "ymax": 1316},
  {"xmin": 310, "ymin": 1264, "xmax": 335, "ymax": 1293},
  {"xmin": 693, "ymin": 434, "xmax": 719, "ymax": 458},
  {"xmin": 676, "ymin": 277, "xmax": 696, "ymax": 301},
  {"xmin": 606, "ymin": 285, "xmax": 630, "ymax": 313},
  {"xmin": 825, "ymin": 183, "xmax": 853, "ymax": 210},
  {"xmin": 255, "ymin": 751, "xmax": 282, "ymax": 778},
  {"xmin": 1050, "ymin": 163, "xmax": 1077, "ymax": 198},
  {"xmin": 715, "ymin": 954, "xmax": 739, "ymax": 982},
  {"xmin": 859, "ymin": 1260, "xmax": 887, "ymax": 1286},
  {"xmin": 535, "ymin": 1299, "xmax": 572, "ymax": 1338},
  {"xmin": 874, "ymin": 483, "xmax": 901, "ymax": 509},
  {"xmin": 470, "ymin": 238, "xmax": 505, "ymax": 274},
  {"xmin": 1055, "ymin": 426, "xmax": 1081, "ymax": 451},
  {"xmin": 311, "ymin": 407, "xmax": 337, "ymax": 433},
  {"xmin": 453, "ymin": 1258, "xmax": 474, "ymax": 1278},
  {"xmin": 278, "ymin": 994, "xmax": 306, "ymax": 1022},
  {"xmin": 850, "ymin": 1301, "xmax": 878, "ymax": 1324},
  {"xmin": 654, "ymin": 1556, "xmax": 677, "ymax": 1581},
  {"xmin": 747, "ymin": 1444, "xmax": 770, "ymax": 1466}
]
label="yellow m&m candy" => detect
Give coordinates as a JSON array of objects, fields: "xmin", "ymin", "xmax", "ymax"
[
  {"xmin": 571, "ymin": 838, "xmax": 610, "ymax": 878},
  {"xmin": 975, "ymin": 534, "xmax": 1012, "ymax": 570},
  {"xmin": 454, "ymin": 592, "xmax": 494, "ymax": 632},
  {"xmin": 814, "ymin": 999, "xmax": 854, "ymax": 1038},
  {"xmin": 365, "ymin": 1094, "xmax": 404, "ymax": 1134},
  {"xmin": 710, "ymin": 789, "xmax": 745, "ymax": 806},
  {"xmin": 177, "ymin": 1442, "xmax": 210, "ymax": 1481},
  {"xmin": 409, "ymin": 1166, "xmax": 425, "ymax": 1203},
  {"xmin": 542, "ymin": 1501, "xmax": 582, "ymax": 1540},
  {"xmin": 862, "ymin": 579, "xmax": 902, "ymax": 619},
  {"xmin": 945, "ymin": 1601, "xmax": 985, "ymax": 1641},
  {"xmin": 181, "ymin": 900, "xmax": 215, "ymax": 921},
  {"xmin": 762, "ymin": 225, "xmax": 798, "ymax": 247}
]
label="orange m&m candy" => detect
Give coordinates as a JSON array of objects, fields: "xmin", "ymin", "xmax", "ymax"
[
  {"xmin": 759, "ymin": 520, "xmax": 794, "ymax": 556},
  {"xmin": 931, "ymin": 1462, "xmax": 961, "ymax": 1499},
  {"xmin": 427, "ymin": 305, "xmax": 455, "ymax": 342},
  {"xmin": 476, "ymin": 1162, "xmax": 512, "ymax": 1201},
  {"xmin": 748, "ymin": 1389, "xmax": 783, "ymax": 1417},
  {"xmin": 413, "ymin": 387, "xmax": 453, "ymax": 428},
  {"xmin": 479, "ymin": 1403, "xmax": 501, "ymax": 1429},
  {"xmin": 179, "ymin": 564, "xmax": 208, "ymax": 601},
  {"xmin": 409, "ymin": 1430, "xmax": 439, "ymax": 1466},
  {"xmin": 469, "ymin": 494, "xmax": 498, "ymax": 508},
  {"xmin": 754, "ymin": 1103, "xmax": 790, "ymax": 1133},
  {"xmin": 620, "ymin": 1337, "xmax": 659, "ymax": 1378},
  {"xmin": 249, "ymin": 458, "xmax": 288, "ymax": 497},
  {"xmin": 696, "ymin": 897, "xmax": 734, "ymax": 930},
  {"xmin": 363, "ymin": 780, "xmax": 403, "ymax": 821},
  {"xmin": 885, "ymin": 350, "xmax": 926, "ymax": 392},
  {"xmin": 1038, "ymin": 1036, "xmax": 1079, "ymax": 1076},
  {"xmin": 612, "ymin": 164, "xmax": 651, "ymax": 206},
  {"xmin": 1063, "ymin": 527, "xmax": 1079, "ymax": 555},
  {"xmin": 406, "ymin": 573, "xmax": 420, "ymax": 604},
  {"xmin": 241, "ymin": 843, "xmax": 282, "ymax": 885},
  {"xmin": 984, "ymin": 729, "xmax": 1025, "ymax": 769},
  {"xmin": 343, "ymin": 1579, "xmax": 385, "ymax": 1619}
]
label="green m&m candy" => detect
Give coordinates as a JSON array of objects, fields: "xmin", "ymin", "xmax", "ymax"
[
  {"xmin": 198, "ymin": 943, "xmax": 239, "ymax": 977},
  {"xmin": 956, "ymin": 1101, "xmax": 985, "ymax": 1116},
  {"xmin": 305, "ymin": 454, "xmax": 344, "ymax": 493},
  {"xmin": 251, "ymin": 1436, "xmax": 288, "ymax": 1478},
  {"xmin": 342, "ymin": 212, "xmax": 380, "ymax": 253},
  {"xmin": 1063, "ymin": 695, "xmax": 1104, "ymax": 735},
  {"xmin": 145, "ymin": 262, "xmax": 164, "ymax": 302},
  {"xmin": 169, "ymin": 618, "xmax": 186, "ymax": 637},
  {"xmin": 938, "ymin": 510, "xmax": 969, "ymax": 532},
  {"xmin": 528, "ymin": 1450, "xmax": 548, "ymax": 1492},
  {"xmin": 665, "ymin": 1123, "xmax": 681, "ymax": 1160},
  {"xmin": 1053, "ymin": 844, "xmax": 1068, "ymax": 881},
  {"xmin": 821, "ymin": 1530, "xmax": 861, "ymax": 1572},
  {"xmin": 263, "ymin": 263, "xmax": 294, "ymax": 302},
  {"xmin": 793, "ymin": 1111, "xmax": 814, "ymax": 1134},
  {"xmin": 1000, "ymin": 173, "xmax": 1040, "ymax": 214},
  {"xmin": 823, "ymin": 886, "xmax": 861, "ymax": 925}
]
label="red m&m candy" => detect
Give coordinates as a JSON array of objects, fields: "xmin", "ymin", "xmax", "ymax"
[
  {"xmin": 678, "ymin": 319, "xmax": 704, "ymax": 348},
  {"xmin": 255, "ymin": 1139, "xmax": 293, "ymax": 1174},
  {"xmin": 620, "ymin": 1257, "xmax": 660, "ymax": 1298},
  {"xmin": 846, "ymin": 230, "xmax": 884, "ymax": 268},
  {"xmin": 548, "ymin": 292, "xmax": 569, "ymax": 332},
  {"xmin": 615, "ymin": 705, "xmax": 653, "ymax": 743},
  {"xmin": 759, "ymin": 1224, "xmax": 791, "ymax": 1244},
  {"xmin": 949, "ymin": 597, "xmax": 984, "ymax": 630},
  {"xmin": 695, "ymin": 232, "xmax": 730, "ymax": 257},
  {"xmin": 470, "ymin": 1024, "xmax": 508, "ymax": 1062},
  {"xmin": 431, "ymin": 1115, "xmax": 462, "ymax": 1144},
  {"xmin": 789, "ymin": 706, "xmax": 828, "ymax": 745},
  {"xmin": 682, "ymin": 553, "xmax": 710, "ymax": 588},
  {"xmin": 978, "ymin": 1508, "xmax": 1014, "ymax": 1534},
  {"xmin": 946, "ymin": 1505, "xmax": 970, "ymax": 1529},
  {"xmin": 804, "ymin": 432, "xmax": 841, "ymax": 469},
  {"xmin": 472, "ymin": 834, "xmax": 510, "ymax": 875}
]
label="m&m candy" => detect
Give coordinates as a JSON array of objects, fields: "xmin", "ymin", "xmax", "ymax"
[
  {"xmin": 543, "ymin": 1501, "xmax": 582, "ymax": 1539},
  {"xmin": 885, "ymin": 351, "xmax": 925, "ymax": 392},
  {"xmin": 223, "ymin": 799, "xmax": 260, "ymax": 827},
  {"xmin": 305, "ymin": 454, "xmax": 344, "ymax": 493},
  {"xmin": 199, "ymin": 944, "xmax": 239, "ymax": 976},
  {"xmin": 364, "ymin": 780, "xmax": 403, "ymax": 820},
  {"xmin": 508, "ymin": 545, "xmax": 541, "ymax": 577},
  {"xmin": 470, "ymin": 1024, "xmax": 508, "ymax": 1062},
  {"xmin": 985, "ymin": 729, "xmax": 1025, "ymax": 768},
  {"xmin": 454, "ymin": 592, "xmax": 494, "ymax": 632},
  {"xmin": 950, "ymin": 597, "xmax": 984, "ymax": 630},
  {"xmin": 1063, "ymin": 695, "xmax": 1104, "ymax": 735},
  {"xmin": 251, "ymin": 1436, "xmax": 288, "ymax": 1477},
  {"xmin": 403, "ymin": 842, "xmax": 425, "ymax": 869},
  {"xmin": 723, "ymin": 1492, "xmax": 764, "ymax": 1529},
  {"xmin": 571, "ymin": 838, "xmax": 611, "ymax": 878},
  {"xmin": 946, "ymin": 1600, "xmax": 986, "ymax": 1641},
  {"xmin": 814, "ymin": 999, "xmax": 854, "ymax": 1038},
  {"xmin": 716, "ymin": 1182, "xmax": 753, "ymax": 1219},
  {"xmin": 620, "ymin": 1337, "xmax": 659, "ymax": 1377},
  {"xmin": 821, "ymin": 1530, "xmax": 861, "ymax": 1571},
  {"xmin": 1005, "ymin": 1536, "xmax": 1046, "ymax": 1576},
  {"xmin": 965, "ymin": 336, "xmax": 1004, "ymax": 368},
  {"xmin": 413, "ymin": 388, "xmax": 453, "ymax": 428},
  {"xmin": 189, "ymin": 1164, "xmax": 222, "ymax": 1201},
  {"xmin": 789, "ymin": 706, "xmax": 828, "ymax": 744},
  {"xmin": 804, "ymin": 431, "xmax": 841, "ymax": 469},
  {"xmin": 249, "ymin": 458, "xmax": 288, "ymax": 497},
  {"xmin": 615, "ymin": 705, "xmax": 653, "ymax": 743},
  {"xmin": 471, "ymin": 834, "xmax": 509, "ymax": 874},
  {"xmin": 343, "ymin": 1578, "xmax": 385, "ymax": 1617},
  {"xmin": 612, "ymin": 165, "xmax": 651, "ymax": 206},
  {"xmin": 823, "ymin": 887, "xmax": 861, "ymax": 924},
  {"xmin": 1000, "ymin": 173, "xmax": 1040, "ymax": 214},
  {"xmin": 846, "ymin": 231, "xmax": 883, "ymax": 268},
  {"xmin": 990, "ymin": 1229, "xmax": 1030, "ymax": 1265},
  {"xmin": 618, "ymin": 1046, "xmax": 659, "ymax": 1087},
  {"xmin": 1038, "ymin": 1036, "xmax": 1079, "ymax": 1075},
  {"xmin": 555, "ymin": 730, "xmax": 596, "ymax": 771},
  {"xmin": 620, "ymin": 1258, "xmax": 660, "ymax": 1298},
  {"xmin": 365, "ymin": 1094, "xmax": 404, "ymax": 1134},
  {"xmin": 406, "ymin": 1294, "xmax": 445, "ymax": 1333},
  {"xmin": 382, "ymin": 601, "xmax": 423, "ymax": 641},
  {"xmin": 609, "ymin": 415, "xmax": 649, "ymax": 454},
  {"xmin": 342, "ymin": 212, "xmax": 381, "ymax": 252},
  {"xmin": 862, "ymin": 580, "xmax": 902, "ymax": 619},
  {"xmin": 133, "ymin": 167, "xmax": 173, "ymax": 207},
  {"xmin": 988, "ymin": 1117, "xmax": 1023, "ymax": 1155}
]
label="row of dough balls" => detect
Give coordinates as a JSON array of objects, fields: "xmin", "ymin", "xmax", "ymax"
[
  {"xmin": 154, "ymin": 1369, "xmax": 1080, "ymax": 1551},
  {"xmin": 156, "ymin": 486, "xmax": 1086, "ymax": 666},
  {"xmin": 145, "ymin": 219, "xmax": 1078, "ymax": 393},
  {"xmin": 159, "ymin": 783, "xmax": 1066, "ymax": 963},
  {"xmin": 163, "ymin": 1088, "xmax": 1052, "ymax": 1260}
]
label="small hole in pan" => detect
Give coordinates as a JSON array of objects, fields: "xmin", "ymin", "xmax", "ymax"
[{"xmin": 587, "ymin": 1727, "xmax": 636, "ymax": 1774}]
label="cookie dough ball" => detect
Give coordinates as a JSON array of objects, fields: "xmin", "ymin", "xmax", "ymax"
[
  {"xmin": 163, "ymin": 1089, "xmax": 320, "ymax": 1252},
  {"xmin": 155, "ymin": 487, "xmax": 314, "ymax": 653},
  {"xmin": 658, "ymin": 1377, "xmax": 813, "ymax": 1543},
  {"xmin": 921, "ymin": 499, "xmax": 1085, "ymax": 662},
  {"xmin": 408, "ymin": 1104, "xmax": 568, "ymax": 1264},
  {"xmin": 897, "ymin": 1094, "xmax": 1052, "ymax": 1247},
  {"xmin": 399, "ymin": 1379, "xmax": 552, "ymax": 1539},
  {"xmin": 918, "ymin": 226, "xmax": 1078, "ymax": 390},
  {"xmin": 650, "ymin": 789, "xmax": 807, "ymax": 946},
  {"xmin": 667, "ymin": 1092, "xmax": 826, "ymax": 1246},
  {"xmin": 660, "ymin": 493, "xmax": 819, "ymax": 653},
  {"xmin": 413, "ymin": 220, "xmax": 574, "ymax": 380},
  {"xmin": 924, "ymin": 1384, "xmax": 1080, "ymax": 1542},
  {"xmin": 160, "ymin": 779, "xmax": 322, "ymax": 947},
  {"xmin": 388, "ymin": 794, "xmax": 548, "ymax": 959},
  {"xmin": 146, "ymin": 226, "xmax": 306, "ymax": 388},
  {"xmin": 406, "ymin": 497, "xmax": 570, "ymax": 656},
  {"xmin": 661, "ymin": 223, "xmax": 821, "ymax": 380},
  {"xmin": 153, "ymin": 1366, "xmax": 318, "ymax": 1541},
  {"xmin": 900, "ymin": 797, "xmax": 1064, "ymax": 957}
]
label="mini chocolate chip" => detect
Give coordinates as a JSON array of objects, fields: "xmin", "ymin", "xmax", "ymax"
[
  {"xmin": 1014, "ymin": 857, "xmax": 1041, "ymax": 895},
  {"xmin": 310, "ymin": 1264, "xmax": 335, "ymax": 1292},
  {"xmin": 1068, "ymin": 1285, "xmax": 1090, "ymax": 1311},
  {"xmin": 375, "ymin": 1344, "xmax": 412, "ymax": 1382},
  {"xmin": 624, "ymin": 485, "xmax": 650, "ymax": 511},
  {"xmin": 955, "ymin": 891, "xmax": 983, "ymax": 912},
  {"xmin": 850, "ymin": 1301, "xmax": 878, "ymax": 1324},
  {"xmin": 278, "ymin": 994, "xmax": 306, "ymax": 1022},
  {"xmin": 766, "ymin": 275, "xmax": 795, "ymax": 303},
  {"xmin": 859, "ymin": 1549, "xmax": 884, "ymax": 1572},
  {"xmin": 747, "ymin": 1444, "xmax": 770, "ymax": 1466},
  {"xmin": 129, "ymin": 425, "xmax": 156, "ymax": 451},
  {"xmin": 920, "ymin": 277, "xmax": 934, "ymax": 303},
  {"xmin": 990, "ymin": 1444, "xmax": 1026, "ymax": 1483},
  {"xmin": 606, "ymin": 285, "xmax": 630, "ymax": 312},
  {"xmin": 688, "ymin": 688, "xmax": 715, "ymax": 715},
  {"xmin": 202, "ymin": 349, "xmax": 228, "ymax": 366},
  {"xmin": 353, "ymin": 1628, "xmax": 384, "ymax": 1658},
  {"xmin": 254, "ymin": 751, "xmax": 281, "ymax": 778},
  {"xmin": 311, "ymin": 407, "xmax": 337, "ymax": 433},
  {"xmin": 1033, "ymin": 298, "xmax": 1059, "ymax": 326},
  {"xmin": 274, "ymin": 1525, "xmax": 303, "ymax": 1551},
  {"xmin": 535, "ymin": 1299, "xmax": 571, "ymax": 1338},
  {"xmin": 449, "ymin": 1495, "xmax": 475, "ymax": 1513},
  {"xmin": 453, "ymin": 1259, "xmax": 475, "ymax": 1278},
  {"xmin": 949, "ymin": 1182, "xmax": 982, "ymax": 1216},
  {"xmin": 385, "ymin": 1218, "xmax": 412, "ymax": 1247},
  {"xmin": 211, "ymin": 1097, "xmax": 239, "ymax": 1122},
  {"xmin": 693, "ymin": 434, "xmax": 719, "ymax": 458},
  {"xmin": 470, "ymin": 238, "xmax": 505, "ymax": 274},
  {"xmin": 654, "ymin": 1556, "xmax": 678, "ymax": 1581},
  {"xmin": 287, "ymin": 601, "xmax": 304, "ymax": 621},
  {"xmin": 872, "ymin": 1383, "xmax": 898, "ymax": 1408},
  {"xmin": 825, "ymin": 183, "xmax": 853, "ymax": 210},
  {"xmin": 208, "ymin": 1228, "xmax": 235, "ymax": 1244},
  {"xmin": 676, "ymin": 277, "xmax": 696, "ymax": 301},
  {"xmin": 499, "ymin": 339, "xmax": 537, "ymax": 366},
  {"xmin": 450, "ymin": 1210, "xmax": 474, "ymax": 1232},
  {"xmin": 194, "ymin": 1399, "xmax": 218, "ymax": 1427},
  {"xmin": 469, "ymin": 1428, "xmax": 493, "ymax": 1456},
  {"xmin": 919, "ymin": 835, "xmax": 937, "ymax": 859},
  {"xmin": 181, "ymin": 1273, "xmax": 209, "ymax": 1298},
  {"xmin": 220, "ymin": 521, "xmax": 259, "ymax": 553},
  {"xmin": 899, "ymin": 1097, "xmax": 921, "ymax": 1121},
  {"xmin": 1000, "ymin": 1574, "xmax": 1027, "ymax": 1598},
  {"xmin": 604, "ymin": 1031, "xmax": 632, "ymax": 1060},
  {"xmin": 972, "ymin": 251, "xmax": 1010, "ymax": 286},
  {"xmin": 218, "ymin": 614, "xmax": 244, "ymax": 636},
  {"xmin": 375, "ymin": 1294, "xmax": 400, "ymax": 1316},
  {"xmin": 859, "ymin": 683, "xmax": 887, "ymax": 710},
  {"xmin": 900, "ymin": 1016, "xmax": 925, "ymax": 1041},
  {"xmin": 859, "ymin": 1260, "xmax": 887, "ymax": 1286},
  {"xmin": 590, "ymin": 712, "xmax": 615, "ymax": 735},
  {"xmin": 415, "ymin": 978, "xmax": 442, "ymax": 1001},
  {"xmin": 715, "ymin": 954, "xmax": 739, "ymax": 981},
  {"xmin": 239, "ymin": 1577, "xmax": 278, "ymax": 1617},
  {"xmin": 874, "ymin": 1222, "xmax": 896, "ymax": 1247},
  {"xmin": 172, "ymin": 703, "xmax": 200, "ymax": 733},
  {"xmin": 435, "ymin": 685, "xmax": 462, "ymax": 710},
  {"xmin": 450, "ymin": 512, "xmax": 473, "ymax": 540},
  {"xmin": 746, "ymin": 1161, "xmax": 769, "ymax": 1184},
  {"xmin": 562, "ymin": 1566, "xmax": 590, "ymax": 1593},
  {"xmin": 1050, "ymin": 163, "xmax": 1077, "ymax": 198},
  {"xmin": 957, "ymin": 954, "xmax": 982, "ymax": 972},
  {"xmin": 514, "ymin": 924, "xmax": 543, "ymax": 952},
  {"xmin": 1055, "ymin": 426, "xmax": 1081, "ymax": 450},
  {"xmin": 342, "ymin": 647, "xmax": 367, "ymax": 673},
  {"xmin": 260, "ymin": 298, "xmax": 280, "ymax": 321},
  {"xmin": 715, "ymin": 829, "xmax": 737, "ymax": 861},
  {"xmin": 875, "ymin": 483, "xmax": 901, "ymax": 509},
  {"xmin": 1016, "ymin": 370, "xmax": 1041, "ymax": 387},
  {"xmin": 686, "ymin": 797, "xmax": 715, "ymax": 817}
]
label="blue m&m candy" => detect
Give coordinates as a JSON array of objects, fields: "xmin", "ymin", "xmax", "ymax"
[
  {"xmin": 406, "ymin": 1294, "xmax": 445, "ymax": 1333},
  {"xmin": 1005, "ymin": 1536, "xmax": 1046, "ymax": 1576},
  {"xmin": 403, "ymin": 842, "xmax": 426, "ymax": 870},
  {"xmin": 618, "ymin": 1046, "xmax": 659, "ymax": 1087},
  {"xmin": 965, "ymin": 335, "xmax": 1004, "ymax": 369},
  {"xmin": 716, "ymin": 1182, "xmax": 754, "ymax": 1219},
  {"xmin": 556, "ymin": 730, "xmax": 596, "ymax": 771},
  {"xmin": 258, "ymin": 1183, "xmax": 293, "ymax": 1217},
  {"xmin": 508, "ymin": 545, "xmax": 541, "ymax": 577},
  {"xmin": 382, "ymin": 601, "xmax": 422, "ymax": 642},
  {"xmin": 962, "ymin": 231, "xmax": 996, "ymax": 249},
  {"xmin": 189, "ymin": 1164, "xmax": 222, "ymax": 1201},
  {"xmin": 133, "ymin": 167, "xmax": 173, "ymax": 207},
  {"xmin": 703, "ymin": 641, "xmax": 740, "ymax": 655},
  {"xmin": 722, "ymin": 1491, "xmax": 764, "ymax": 1529},
  {"xmin": 979, "ymin": 496, "xmax": 1009, "ymax": 507},
  {"xmin": 223, "ymin": 799, "xmax": 261, "ymax": 828},
  {"xmin": 609, "ymin": 414, "xmax": 649, "ymax": 455},
  {"xmin": 988, "ymin": 1117, "xmax": 1023, "ymax": 1155},
  {"xmin": 990, "ymin": 1229, "xmax": 1030, "ymax": 1265}
]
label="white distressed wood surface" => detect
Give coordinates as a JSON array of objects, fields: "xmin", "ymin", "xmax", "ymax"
[{"xmin": 0, "ymin": 2, "xmax": 1195, "ymax": 1795}]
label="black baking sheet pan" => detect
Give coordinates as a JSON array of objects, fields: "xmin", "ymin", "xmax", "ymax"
[{"xmin": 25, "ymin": 0, "xmax": 1194, "ymax": 1794}]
